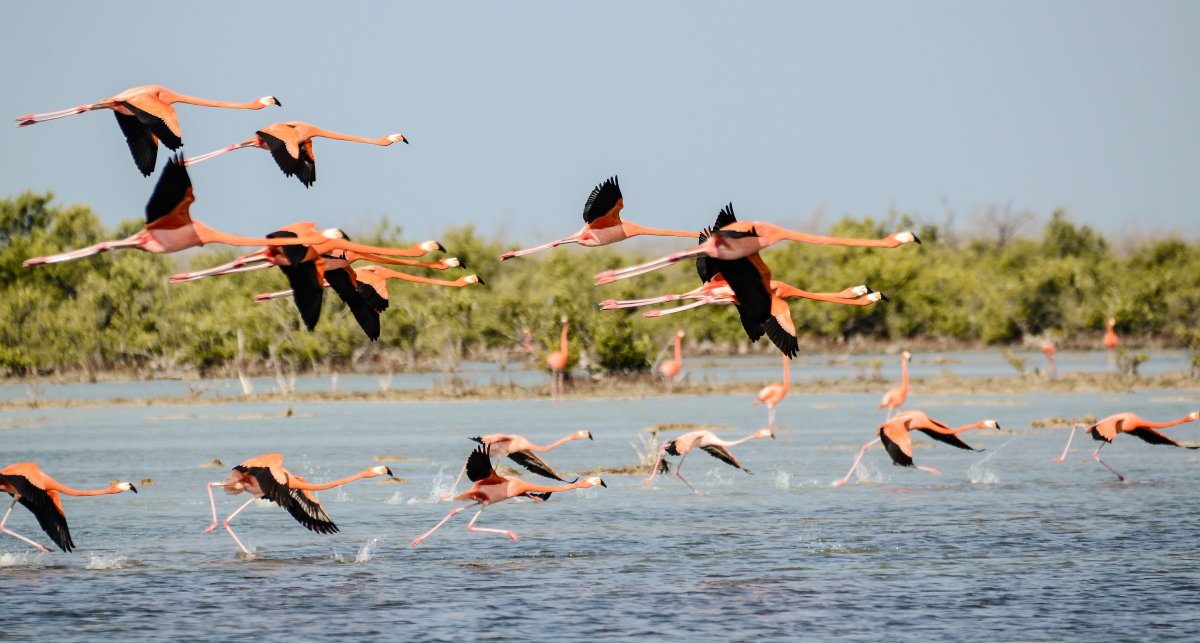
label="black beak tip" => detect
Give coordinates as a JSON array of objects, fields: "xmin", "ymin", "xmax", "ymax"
[
  {"xmin": 880, "ymin": 293, "xmax": 890, "ymax": 302},
  {"xmin": 274, "ymin": 98, "xmax": 282, "ymax": 107},
  {"xmin": 913, "ymin": 234, "xmax": 922, "ymax": 244},
  {"xmin": 129, "ymin": 484, "xmax": 138, "ymax": 494},
  {"xmin": 587, "ymin": 433, "xmax": 594, "ymax": 440},
  {"xmin": 435, "ymin": 242, "xmax": 446, "ymax": 252},
  {"xmin": 600, "ymin": 479, "xmax": 608, "ymax": 488},
  {"xmin": 385, "ymin": 467, "xmax": 394, "ymax": 476},
  {"xmin": 865, "ymin": 285, "xmax": 874, "ymax": 294},
  {"xmin": 477, "ymin": 277, "xmax": 487, "ymax": 286},
  {"xmin": 458, "ymin": 259, "xmax": 468, "ymax": 270},
  {"xmin": 403, "ymin": 138, "xmax": 410, "ymax": 144}
]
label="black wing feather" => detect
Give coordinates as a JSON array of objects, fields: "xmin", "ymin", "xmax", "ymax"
[
  {"xmin": 714, "ymin": 202, "xmax": 737, "ymax": 229},
  {"xmin": 0, "ymin": 474, "xmax": 74, "ymax": 552},
  {"xmin": 266, "ymin": 231, "xmax": 322, "ymax": 331},
  {"xmin": 113, "ymin": 111, "xmax": 158, "ymax": 176},
  {"xmin": 507, "ymin": 451, "xmax": 565, "ymax": 481},
  {"xmin": 465, "ymin": 445, "xmax": 495, "ymax": 482},
  {"xmin": 357, "ymin": 282, "xmax": 389, "ymax": 314},
  {"xmin": 719, "ymin": 258, "xmax": 771, "ymax": 342},
  {"xmin": 763, "ymin": 315, "xmax": 799, "ymax": 358},
  {"xmin": 325, "ymin": 268, "xmax": 379, "ymax": 341},
  {"xmin": 257, "ymin": 130, "xmax": 314, "ymax": 187},
  {"xmin": 878, "ymin": 428, "xmax": 915, "ymax": 467},
  {"xmin": 916, "ymin": 429, "xmax": 981, "ymax": 452},
  {"xmin": 1127, "ymin": 427, "xmax": 1196, "ymax": 448},
  {"xmin": 700, "ymin": 444, "xmax": 749, "ymax": 472},
  {"xmin": 582, "ymin": 176, "xmax": 621, "ymax": 224},
  {"xmin": 234, "ymin": 466, "xmax": 338, "ymax": 534},
  {"xmin": 143, "ymin": 155, "xmax": 192, "ymax": 224},
  {"xmin": 524, "ymin": 491, "xmax": 553, "ymax": 501},
  {"xmin": 296, "ymin": 142, "xmax": 316, "ymax": 188},
  {"xmin": 119, "ymin": 100, "xmax": 182, "ymax": 150}
]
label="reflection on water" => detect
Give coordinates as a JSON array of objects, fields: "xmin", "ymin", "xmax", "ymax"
[{"xmin": 3, "ymin": 385, "xmax": 1200, "ymax": 639}]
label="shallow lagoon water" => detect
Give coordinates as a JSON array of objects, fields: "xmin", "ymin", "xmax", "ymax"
[{"xmin": 4, "ymin": 385, "xmax": 1200, "ymax": 640}]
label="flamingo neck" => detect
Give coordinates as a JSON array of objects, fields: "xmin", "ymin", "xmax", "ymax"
[
  {"xmin": 949, "ymin": 422, "xmax": 989, "ymax": 435},
  {"xmin": 900, "ymin": 357, "xmax": 909, "ymax": 393},
  {"xmin": 530, "ymin": 433, "xmax": 580, "ymax": 452},
  {"xmin": 622, "ymin": 222, "xmax": 700, "ymax": 239},
  {"xmin": 781, "ymin": 355, "xmax": 791, "ymax": 388},
  {"xmin": 515, "ymin": 478, "xmax": 594, "ymax": 494},
  {"xmin": 165, "ymin": 91, "xmax": 267, "ymax": 110},
  {"xmin": 288, "ymin": 470, "xmax": 370, "ymax": 491},
  {"xmin": 559, "ymin": 322, "xmax": 569, "ymax": 354},
  {"xmin": 50, "ymin": 483, "xmax": 125, "ymax": 497},
  {"xmin": 308, "ymin": 128, "xmax": 391, "ymax": 146},
  {"xmin": 728, "ymin": 431, "xmax": 768, "ymax": 447},
  {"xmin": 1141, "ymin": 416, "xmax": 1195, "ymax": 430},
  {"xmin": 772, "ymin": 224, "xmax": 895, "ymax": 247},
  {"xmin": 672, "ymin": 335, "xmax": 682, "ymax": 366}
]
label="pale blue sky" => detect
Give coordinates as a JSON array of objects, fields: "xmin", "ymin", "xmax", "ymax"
[{"xmin": 2, "ymin": 1, "xmax": 1196, "ymax": 243}]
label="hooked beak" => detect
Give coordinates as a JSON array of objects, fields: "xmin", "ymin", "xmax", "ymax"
[
  {"xmin": 274, "ymin": 99, "xmax": 282, "ymax": 107},
  {"xmin": 769, "ymin": 432, "xmax": 776, "ymax": 439},
  {"xmin": 385, "ymin": 467, "xmax": 394, "ymax": 476},
  {"xmin": 457, "ymin": 259, "xmax": 468, "ymax": 270},
  {"xmin": 912, "ymin": 234, "xmax": 922, "ymax": 244},
  {"xmin": 879, "ymin": 293, "xmax": 890, "ymax": 302},
  {"xmin": 993, "ymin": 423, "xmax": 1001, "ymax": 430},
  {"xmin": 476, "ymin": 277, "xmax": 487, "ymax": 286},
  {"xmin": 129, "ymin": 484, "xmax": 138, "ymax": 494},
  {"xmin": 599, "ymin": 479, "xmax": 608, "ymax": 488},
  {"xmin": 587, "ymin": 432, "xmax": 594, "ymax": 441},
  {"xmin": 435, "ymin": 242, "xmax": 446, "ymax": 252}
]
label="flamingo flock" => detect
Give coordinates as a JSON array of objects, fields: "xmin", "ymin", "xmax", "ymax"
[{"xmin": 6, "ymin": 85, "xmax": 1190, "ymax": 558}]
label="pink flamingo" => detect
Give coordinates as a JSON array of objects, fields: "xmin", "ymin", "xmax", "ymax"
[
  {"xmin": 184, "ymin": 121, "xmax": 407, "ymax": 187},
  {"xmin": 834, "ymin": 411, "xmax": 999, "ymax": 487},
  {"xmin": 441, "ymin": 430, "xmax": 593, "ymax": 500},
  {"xmin": 643, "ymin": 429, "xmax": 774, "ymax": 494},
  {"xmin": 500, "ymin": 176, "xmax": 697, "ymax": 260},
  {"xmin": 754, "ymin": 354, "xmax": 792, "ymax": 428},
  {"xmin": 412, "ymin": 445, "xmax": 606, "ymax": 548},
  {"xmin": 1041, "ymin": 341, "xmax": 1057, "ymax": 378},
  {"xmin": 1053, "ymin": 412, "xmax": 1200, "ymax": 481},
  {"xmin": 601, "ymin": 277, "xmax": 882, "ymax": 317},
  {"xmin": 1103, "ymin": 317, "xmax": 1119, "ymax": 350},
  {"xmin": 595, "ymin": 206, "xmax": 918, "ymax": 285},
  {"xmin": 546, "ymin": 316, "xmax": 570, "ymax": 400},
  {"xmin": 169, "ymin": 240, "xmax": 451, "ymax": 283},
  {"xmin": 878, "ymin": 351, "xmax": 912, "ymax": 419},
  {"xmin": 1, "ymin": 462, "xmax": 136, "ymax": 553},
  {"xmin": 204, "ymin": 453, "xmax": 393, "ymax": 555},
  {"xmin": 658, "ymin": 330, "xmax": 686, "ymax": 384},
  {"xmin": 15, "ymin": 84, "xmax": 280, "ymax": 176}
]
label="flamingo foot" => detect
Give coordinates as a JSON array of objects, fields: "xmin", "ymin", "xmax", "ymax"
[
  {"xmin": 204, "ymin": 522, "xmax": 218, "ymax": 533},
  {"xmin": 507, "ymin": 531, "xmax": 519, "ymax": 542}
]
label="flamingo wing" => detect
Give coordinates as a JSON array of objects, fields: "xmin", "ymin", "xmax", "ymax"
[
  {"xmin": 325, "ymin": 267, "xmax": 379, "ymax": 341},
  {"xmin": 879, "ymin": 425, "xmax": 915, "ymax": 467},
  {"xmin": 695, "ymin": 227, "xmax": 717, "ymax": 283},
  {"xmin": 719, "ymin": 257, "xmax": 772, "ymax": 343},
  {"xmin": 0, "ymin": 474, "xmax": 74, "ymax": 552},
  {"xmin": 700, "ymin": 444, "xmax": 749, "ymax": 472},
  {"xmin": 465, "ymin": 446, "xmax": 496, "ymax": 483},
  {"xmin": 522, "ymin": 491, "xmax": 553, "ymax": 501},
  {"xmin": 143, "ymin": 155, "xmax": 194, "ymax": 227},
  {"xmin": 256, "ymin": 129, "xmax": 311, "ymax": 186},
  {"xmin": 1087, "ymin": 419, "xmax": 1120, "ymax": 443},
  {"xmin": 581, "ymin": 176, "xmax": 622, "ymax": 226},
  {"xmin": 296, "ymin": 139, "xmax": 317, "ymax": 188},
  {"xmin": 916, "ymin": 428, "xmax": 981, "ymax": 452},
  {"xmin": 763, "ymin": 295, "xmax": 799, "ymax": 358},
  {"xmin": 233, "ymin": 466, "xmax": 338, "ymax": 534},
  {"xmin": 506, "ymin": 450, "xmax": 565, "ymax": 481},
  {"xmin": 119, "ymin": 98, "xmax": 183, "ymax": 150},
  {"xmin": 266, "ymin": 231, "xmax": 323, "ymax": 331},
  {"xmin": 1126, "ymin": 427, "xmax": 1197, "ymax": 449},
  {"xmin": 112, "ymin": 111, "xmax": 159, "ymax": 177}
]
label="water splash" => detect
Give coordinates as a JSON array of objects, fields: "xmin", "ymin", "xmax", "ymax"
[
  {"xmin": 969, "ymin": 437, "xmax": 1014, "ymax": 485},
  {"xmin": 773, "ymin": 469, "xmax": 791, "ymax": 490},
  {"xmin": 852, "ymin": 462, "xmax": 884, "ymax": 485},
  {"xmin": 85, "ymin": 551, "xmax": 128, "ymax": 570},
  {"xmin": 404, "ymin": 468, "xmax": 452, "ymax": 504},
  {"xmin": 334, "ymin": 538, "xmax": 378, "ymax": 563},
  {"xmin": 0, "ymin": 551, "xmax": 41, "ymax": 567},
  {"xmin": 384, "ymin": 491, "xmax": 404, "ymax": 505}
]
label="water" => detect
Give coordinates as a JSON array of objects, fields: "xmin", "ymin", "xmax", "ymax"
[{"xmin": 4, "ymin": 387, "xmax": 1200, "ymax": 639}]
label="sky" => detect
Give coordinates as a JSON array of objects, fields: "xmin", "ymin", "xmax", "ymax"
[{"xmin": 1, "ymin": 1, "xmax": 1197, "ymax": 244}]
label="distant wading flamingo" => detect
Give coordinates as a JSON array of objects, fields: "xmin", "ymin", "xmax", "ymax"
[
  {"xmin": 878, "ymin": 351, "xmax": 912, "ymax": 419},
  {"xmin": 659, "ymin": 330, "xmax": 685, "ymax": 386},
  {"xmin": 754, "ymin": 354, "xmax": 792, "ymax": 428},
  {"xmin": 205, "ymin": 453, "xmax": 393, "ymax": 555},
  {"xmin": 184, "ymin": 121, "xmax": 408, "ymax": 187},
  {"xmin": 500, "ymin": 176, "xmax": 698, "ymax": 260},
  {"xmin": 441, "ymin": 430, "xmax": 594, "ymax": 500},
  {"xmin": 412, "ymin": 445, "xmax": 606, "ymax": 548},
  {"xmin": 1104, "ymin": 317, "xmax": 1119, "ymax": 350},
  {"xmin": 835, "ymin": 410, "xmax": 999, "ymax": 487},
  {"xmin": 0, "ymin": 462, "xmax": 136, "ymax": 553},
  {"xmin": 1053, "ymin": 412, "xmax": 1200, "ymax": 481},
  {"xmin": 1041, "ymin": 341, "xmax": 1057, "ymax": 378},
  {"xmin": 643, "ymin": 429, "xmax": 774, "ymax": 494},
  {"xmin": 15, "ymin": 84, "xmax": 280, "ymax": 176},
  {"xmin": 547, "ymin": 316, "xmax": 570, "ymax": 399}
]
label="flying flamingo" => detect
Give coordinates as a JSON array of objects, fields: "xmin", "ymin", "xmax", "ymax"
[
  {"xmin": 15, "ymin": 85, "xmax": 280, "ymax": 176},
  {"xmin": 1041, "ymin": 341, "xmax": 1057, "ymax": 378},
  {"xmin": 169, "ymin": 237, "xmax": 449, "ymax": 283},
  {"xmin": 546, "ymin": 316, "xmax": 570, "ymax": 399},
  {"xmin": 500, "ymin": 176, "xmax": 698, "ymax": 260},
  {"xmin": 184, "ymin": 121, "xmax": 408, "ymax": 187},
  {"xmin": 600, "ymin": 276, "xmax": 884, "ymax": 316},
  {"xmin": 441, "ymin": 430, "xmax": 594, "ymax": 500},
  {"xmin": 643, "ymin": 428, "xmax": 774, "ymax": 494},
  {"xmin": 658, "ymin": 330, "xmax": 685, "ymax": 384},
  {"xmin": 595, "ymin": 203, "xmax": 918, "ymax": 285},
  {"xmin": 754, "ymin": 353, "xmax": 791, "ymax": 428},
  {"xmin": 412, "ymin": 445, "xmax": 606, "ymax": 548},
  {"xmin": 834, "ymin": 411, "xmax": 999, "ymax": 487},
  {"xmin": 21, "ymin": 157, "xmax": 433, "ymax": 268},
  {"xmin": 0, "ymin": 462, "xmax": 136, "ymax": 553},
  {"xmin": 204, "ymin": 453, "xmax": 393, "ymax": 555},
  {"xmin": 1052, "ymin": 411, "xmax": 1200, "ymax": 481},
  {"xmin": 878, "ymin": 351, "xmax": 913, "ymax": 419},
  {"xmin": 1104, "ymin": 317, "xmax": 1119, "ymax": 350}
]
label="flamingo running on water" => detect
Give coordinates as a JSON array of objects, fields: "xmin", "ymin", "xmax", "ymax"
[
  {"xmin": 1053, "ymin": 412, "xmax": 1200, "ymax": 481},
  {"xmin": 834, "ymin": 411, "xmax": 999, "ymax": 487},
  {"xmin": 643, "ymin": 429, "xmax": 774, "ymax": 494},
  {"xmin": 0, "ymin": 462, "xmax": 136, "ymax": 553}
]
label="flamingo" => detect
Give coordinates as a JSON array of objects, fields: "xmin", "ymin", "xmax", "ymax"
[
  {"xmin": 441, "ymin": 430, "xmax": 593, "ymax": 500},
  {"xmin": 600, "ymin": 276, "xmax": 884, "ymax": 316},
  {"xmin": 256, "ymin": 265, "xmax": 484, "ymax": 341},
  {"xmin": 546, "ymin": 316, "xmax": 570, "ymax": 399},
  {"xmin": 878, "ymin": 351, "xmax": 912, "ymax": 419},
  {"xmin": 184, "ymin": 121, "xmax": 407, "ymax": 187},
  {"xmin": 15, "ymin": 85, "xmax": 280, "ymax": 176},
  {"xmin": 21, "ymin": 157, "xmax": 432, "ymax": 267},
  {"xmin": 754, "ymin": 354, "xmax": 792, "ymax": 428},
  {"xmin": 0, "ymin": 462, "xmax": 136, "ymax": 553},
  {"xmin": 412, "ymin": 445, "xmax": 606, "ymax": 548},
  {"xmin": 1104, "ymin": 317, "xmax": 1119, "ymax": 350},
  {"xmin": 1053, "ymin": 412, "xmax": 1200, "ymax": 481},
  {"xmin": 595, "ymin": 204, "xmax": 919, "ymax": 285},
  {"xmin": 499, "ymin": 176, "xmax": 698, "ymax": 260},
  {"xmin": 658, "ymin": 330, "xmax": 685, "ymax": 384},
  {"xmin": 643, "ymin": 428, "xmax": 774, "ymax": 494},
  {"xmin": 204, "ymin": 453, "xmax": 393, "ymax": 555},
  {"xmin": 834, "ymin": 411, "xmax": 999, "ymax": 487},
  {"xmin": 1041, "ymin": 341, "xmax": 1057, "ymax": 378},
  {"xmin": 169, "ymin": 238, "xmax": 450, "ymax": 283}
]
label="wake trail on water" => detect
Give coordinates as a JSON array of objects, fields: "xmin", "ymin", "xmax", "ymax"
[{"xmin": 969, "ymin": 437, "xmax": 1015, "ymax": 484}]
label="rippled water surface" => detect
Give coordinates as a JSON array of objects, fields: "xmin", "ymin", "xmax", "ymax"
[{"xmin": 4, "ymin": 384, "xmax": 1200, "ymax": 640}]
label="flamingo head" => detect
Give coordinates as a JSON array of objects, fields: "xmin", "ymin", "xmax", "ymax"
[
  {"xmin": 850, "ymin": 285, "xmax": 871, "ymax": 297},
  {"xmin": 867, "ymin": 292, "xmax": 887, "ymax": 303},
  {"xmin": 561, "ymin": 315, "xmax": 569, "ymax": 324},
  {"xmin": 463, "ymin": 275, "xmax": 485, "ymax": 286},
  {"xmin": 893, "ymin": 231, "xmax": 920, "ymax": 245},
  {"xmin": 115, "ymin": 481, "xmax": 138, "ymax": 494},
  {"xmin": 1188, "ymin": 412, "xmax": 1200, "ymax": 421},
  {"xmin": 386, "ymin": 134, "xmax": 409, "ymax": 145},
  {"xmin": 258, "ymin": 96, "xmax": 282, "ymax": 107},
  {"xmin": 441, "ymin": 257, "xmax": 462, "ymax": 269},
  {"xmin": 573, "ymin": 430, "xmax": 593, "ymax": 441},
  {"xmin": 321, "ymin": 228, "xmax": 349, "ymax": 240},
  {"xmin": 581, "ymin": 476, "xmax": 607, "ymax": 488},
  {"xmin": 369, "ymin": 465, "xmax": 394, "ymax": 477},
  {"xmin": 902, "ymin": 351, "xmax": 912, "ymax": 361},
  {"xmin": 420, "ymin": 240, "xmax": 445, "ymax": 253},
  {"xmin": 676, "ymin": 330, "xmax": 686, "ymax": 338},
  {"xmin": 755, "ymin": 428, "xmax": 775, "ymax": 440},
  {"xmin": 983, "ymin": 420, "xmax": 1000, "ymax": 430},
  {"xmin": 1107, "ymin": 317, "xmax": 1116, "ymax": 327}
]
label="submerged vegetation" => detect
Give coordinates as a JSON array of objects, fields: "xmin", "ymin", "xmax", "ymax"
[{"xmin": 2, "ymin": 191, "xmax": 1199, "ymax": 378}]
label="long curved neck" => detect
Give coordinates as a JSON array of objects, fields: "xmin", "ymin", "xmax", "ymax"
[
  {"xmin": 781, "ymin": 355, "xmax": 791, "ymax": 388},
  {"xmin": 308, "ymin": 127, "xmax": 391, "ymax": 146},
  {"xmin": 288, "ymin": 470, "xmax": 372, "ymax": 491},
  {"xmin": 772, "ymin": 225, "xmax": 899, "ymax": 247},
  {"xmin": 161, "ymin": 90, "xmax": 265, "ymax": 110},
  {"xmin": 773, "ymin": 282, "xmax": 862, "ymax": 305},
  {"xmin": 373, "ymin": 269, "xmax": 468, "ymax": 287},
  {"xmin": 559, "ymin": 322, "xmax": 569, "ymax": 354},
  {"xmin": 949, "ymin": 422, "xmax": 989, "ymax": 435},
  {"xmin": 900, "ymin": 357, "xmax": 909, "ymax": 393},
  {"xmin": 1140, "ymin": 416, "xmax": 1195, "ymax": 430},
  {"xmin": 623, "ymin": 222, "xmax": 700, "ymax": 239},
  {"xmin": 727, "ymin": 431, "xmax": 767, "ymax": 447},
  {"xmin": 529, "ymin": 434, "xmax": 580, "ymax": 452},
  {"xmin": 326, "ymin": 240, "xmax": 433, "ymax": 257},
  {"xmin": 672, "ymin": 335, "xmax": 682, "ymax": 366},
  {"xmin": 513, "ymin": 478, "xmax": 592, "ymax": 494},
  {"xmin": 193, "ymin": 222, "xmax": 320, "ymax": 248},
  {"xmin": 48, "ymin": 482, "xmax": 124, "ymax": 497}
]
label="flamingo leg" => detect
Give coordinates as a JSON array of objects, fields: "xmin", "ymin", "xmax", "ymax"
[
  {"xmin": 767, "ymin": 404, "xmax": 777, "ymax": 429},
  {"xmin": 15, "ymin": 104, "xmax": 97, "ymax": 127},
  {"xmin": 411, "ymin": 504, "xmax": 473, "ymax": 548},
  {"xmin": 183, "ymin": 143, "xmax": 252, "ymax": 166},
  {"xmin": 674, "ymin": 451, "xmax": 700, "ymax": 494},
  {"xmin": 1, "ymin": 499, "xmax": 52, "ymax": 553},
  {"xmin": 644, "ymin": 299, "xmax": 715, "ymax": 318},
  {"xmin": 254, "ymin": 289, "xmax": 295, "ymax": 303},
  {"xmin": 440, "ymin": 463, "xmax": 468, "ymax": 501},
  {"xmin": 23, "ymin": 237, "xmax": 143, "ymax": 266},
  {"xmin": 465, "ymin": 508, "xmax": 518, "ymax": 542},
  {"xmin": 221, "ymin": 497, "xmax": 259, "ymax": 555},
  {"xmin": 642, "ymin": 447, "xmax": 667, "ymax": 484},
  {"xmin": 915, "ymin": 465, "xmax": 942, "ymax": 476},
  {"xmin": 594, "ymin": 247, "xmax": 707, "ymax": 285},
  {"xmin": 834, "ymin": 438, "xmax": 881, "ymax": 487},
  {"xmin": 500, "ymin": 238, "xmax": 578, "ymax": 260},
  {"xmin": 170, "ymin": 252, "xmax": 270, "ymax": 283},
  {"xmin": 599, "ymin": 294, "xmax": 680, "ymax": 310},
  {"xmin": 1053, "ymin": 426, "xmax": 1079, "ymax": 463},
  {"xmin": 204, "ymin": 483, "xmax": 227, "ymax": 532},
  {"xmin": 1092, "ymin": 443, "xmax": 1125, "ymax": 482}
]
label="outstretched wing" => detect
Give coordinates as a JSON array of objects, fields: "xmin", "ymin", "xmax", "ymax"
[
  {"xmin": 916, "ymin": 429, "xmax": 981, "ymax": 452},
  {"xmin": 113, "ymin": 111, "xmax": 158, "ymax": 177},
  {"xmin": 506, "ymin": 450, "xmax": 565, "ymax": 481},
  {"xmin": 719, "ymin": 257, "xmax": 772, "ymax": 343},
  {"xmin": 233, "ymin": 465, "xmax": 338, "ymax": 534},
  {"xmin": 296, "ymin": 139, "xmax": 317, "ymax": 188},
  {"xmin": 523, "ymin": 491, "xmax": 553, "ymax": 501},
  {"xmin": 119, "ymin": 98, "xmax": 182, "ymax": 150},
  {"xmin": 879, "ymin": 425, "xmax": 915, "ymax": 467},
  {"xmin": 700, "ymin": 444, "xmax": 749, "ymax": 472},
  {"xmin": 763, "ymin": 294, "xmax": 799, "ymax": 359},
  {"xmin": 266, "ymin": 231, "xmax": 323, "ymax": 331},
  {"xmin": 144, "ymin": 155, "xmax": 194, "ymax": 226},
  {"xmin": 0, "ymin": 474, "xmax": 73, "ymax": 552},
  {"xmin": 465, "ymin": 445, "xmax": 496, "ymax": 483},
  {"xmin": 582, "ymin": 176, "xmax": 622, "ymax": 226},
  {"xmin": 1127, "ymin": 427, "xmax": 1195, "ymax": 449},
  {"xmin": 257, "ymin": 129, "xmax": 312, "ymax": 187},
  {"xmin": 324, "ymin": 267, "xmax": 379, "ymax": 341}
]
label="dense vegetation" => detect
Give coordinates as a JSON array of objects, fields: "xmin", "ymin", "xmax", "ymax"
[{"xmin": 2, "ymin": 191, "xmax": 1198, "ymax": 379}]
